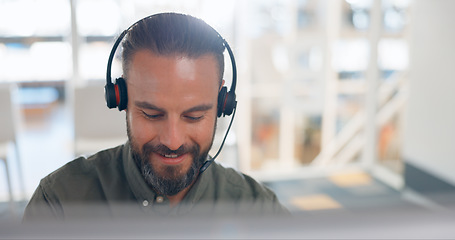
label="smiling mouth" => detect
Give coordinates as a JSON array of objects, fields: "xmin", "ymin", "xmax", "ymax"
[{"xmin": 155, "ymin": 152, "xmax": 187, "ymax": 165}]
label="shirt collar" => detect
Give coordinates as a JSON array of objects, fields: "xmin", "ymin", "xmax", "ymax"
[{"xmin": 122, "ymin": 141, "xmax": 213, "ymax": 215}]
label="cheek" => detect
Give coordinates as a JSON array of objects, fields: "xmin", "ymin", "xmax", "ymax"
[
  {"xmin": 190, "ymin": 118, "xmax": 217, "ymax": 148},
  {"xmin": 127, "ymin": 111, "xmax": 155, "ymax": 144}
]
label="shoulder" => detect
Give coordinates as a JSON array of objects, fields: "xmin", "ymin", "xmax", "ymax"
[
  {"xmin": 45, "ymin": 145, "xmax": 123, "ymax": 181},
  {"xmin": 209, "ymin": 162, "xmax": 276, "ymax": 200},
  {"xmin": 24, "ymin": 144, "xmax": 133, "ymax": 220},
  {"xmin": 203, "ymin": 162, "xmax": 290, "ymax": 215},
  {"xmin": 39, "ymin": 145, "xmax": 125, "ymax": 200}
]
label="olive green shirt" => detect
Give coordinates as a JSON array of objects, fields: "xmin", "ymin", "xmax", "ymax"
[{"xmin": 23, "ymin": 142, "xmax": 289, "ymax": 221}]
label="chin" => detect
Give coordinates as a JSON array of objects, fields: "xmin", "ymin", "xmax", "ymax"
[{"xmin": 153, "ymin": 160, "xmax": 193, "ymax": 180}]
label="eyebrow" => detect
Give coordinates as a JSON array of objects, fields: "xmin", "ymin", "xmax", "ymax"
[
  {"xmin": 182, "ymin": 104, "xmax": 213, "ymax": 114},
  {"xmin": 135, "ymin": 101, "xmax": 165, "ymax": 112},
  {"xmin": 134, "ymin": 101, "xmax": 213, "ymax": 114}
]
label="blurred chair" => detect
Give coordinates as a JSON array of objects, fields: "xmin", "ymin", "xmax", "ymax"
[
  {"xmin": 0, "ymin": 84, "xmax": 24, "ymax": 213},
  {"xmin": 73, "ymin": 82, "xmax": 127, "ymax": 157}
]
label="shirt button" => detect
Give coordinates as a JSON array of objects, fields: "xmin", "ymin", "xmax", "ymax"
[
  {"xmin": 156, "ymin": 196, "xmax": 164, "ymax": 203},
  {"xmin": 142, "ymin": 200, "xmax": 149, "ymax": 207}
]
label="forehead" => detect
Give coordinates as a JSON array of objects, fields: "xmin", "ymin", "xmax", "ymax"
[
  {"xmin": 126, "ymin": 49, "xmax": 221, "ymax": 77},
  {"xmin": 127, "ymin": 50, "xmax": 220, "ymax": 101}
]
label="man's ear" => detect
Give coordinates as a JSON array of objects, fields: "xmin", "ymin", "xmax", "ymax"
[{"xmin": 219, "ymin": 80, "xmax": 225, "ymax": 91}]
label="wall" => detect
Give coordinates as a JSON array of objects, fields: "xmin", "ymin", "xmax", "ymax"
[{"xmin": 403, "ymin": 0, "xmax": 455, "ymax": 191}]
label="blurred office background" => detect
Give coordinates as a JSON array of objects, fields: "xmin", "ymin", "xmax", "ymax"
[{"xmin": 0, "ymin": 0, "xmax": 454, "ymax": 221}]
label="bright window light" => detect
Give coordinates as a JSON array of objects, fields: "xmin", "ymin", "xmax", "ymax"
[
  {"xmin": 379, "ymin": 39, "xmax": 409, "ymax": 71},
  {"xmin": 332, "ymin": 39, "xmax": 369, "ymax": 72},
  {"xmin": 77, "ymin": 0, "xmax": 121, "ymax": 36},
  {"xmin": 30, "ymin": 42, "xmax": 71, "ymax": 80}
]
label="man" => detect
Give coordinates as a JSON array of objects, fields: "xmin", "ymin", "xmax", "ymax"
[{"xmin": 23, "ymin": 13, "xmax": 289, "ymax": 221}]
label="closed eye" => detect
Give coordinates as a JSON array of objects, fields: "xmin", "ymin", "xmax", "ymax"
[
  {"xmin": 142, "ymin": 111, "xmax": 164, "ymax": 120},
  {"xmin": 182, "ymin": 104, "xmax": 212, "ymax": 122},
  {"xmin": 184, "ymin": 115, "xmax": 204, "ymax": 122}
]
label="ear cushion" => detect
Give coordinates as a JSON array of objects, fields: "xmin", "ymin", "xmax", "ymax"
[
  {"xmin": 116, "ymin": 78, "xmax": 128, "ymax": 111},
  {"xmin": 217, "ymin": 86, "xmax": 237, "ymax": 117},
  {"xmin": 223, "ymin": 90, "xmax": 236, "ymax": 116},
  {"xmin": 217, "ymin": 87, "xmax": 227, "ymax": 117},
  {"xmin": 105, "ymin": 83, "xmax": 118, "ymax": 109}
]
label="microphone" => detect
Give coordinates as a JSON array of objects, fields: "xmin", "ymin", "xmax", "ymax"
[{"xmin": 199, "ymin": 107, "xmax": 236, "ymax": 173}]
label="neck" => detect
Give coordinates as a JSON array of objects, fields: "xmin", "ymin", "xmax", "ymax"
[
  {"xmin": 167, "ymin": 160, "xmax": 210, "ymax": 206},
  {"xmin": 166, "ymin": 179, "xmax": 196, "ymax": 207}
]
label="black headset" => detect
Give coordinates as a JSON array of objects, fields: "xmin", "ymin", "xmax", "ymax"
[
  {"xmin": 105, "ymin": 13, "xmax": 237, "ymax": 118},
  {"xmin": 105, "ymin": 13, "xmax": 238, "ymax": 173}
]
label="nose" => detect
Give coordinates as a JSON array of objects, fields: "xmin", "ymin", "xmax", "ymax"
[{"xmin": 159, "ymin": 117, "xmax": 185, "ymax": 151}]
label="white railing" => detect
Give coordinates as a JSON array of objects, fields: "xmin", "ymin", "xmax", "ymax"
[{"xmin": 312, "ymin": 73, "xmax": 409, "ymax": 167}]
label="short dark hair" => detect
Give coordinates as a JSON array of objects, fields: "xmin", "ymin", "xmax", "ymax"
[{"xmin": 122, "ymin": 13, "xmax": 225, "ymax": 86}]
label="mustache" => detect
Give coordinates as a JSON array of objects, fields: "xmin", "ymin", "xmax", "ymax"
[{"xmin": 142, "ymin": 142, "xmax": 199, "ymax": 157}]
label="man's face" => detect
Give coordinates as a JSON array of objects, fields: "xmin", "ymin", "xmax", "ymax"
[{"xmin": 126, "ymin": 50, "xmax": 221, "ymax": 196}]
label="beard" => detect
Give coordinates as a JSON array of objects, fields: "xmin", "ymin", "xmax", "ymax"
[{"xmin": 127, "ymin": 117, "xmax": 214, "ymax": 196}]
